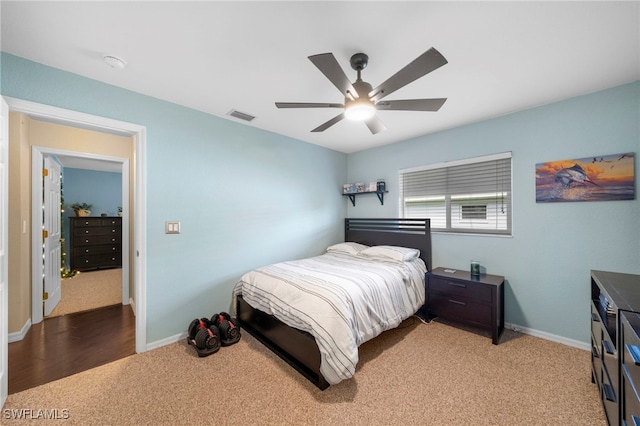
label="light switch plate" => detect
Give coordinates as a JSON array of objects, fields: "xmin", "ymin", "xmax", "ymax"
[{"xmin": 165, "ymin": 221, "xmax": 180, "ymax": 234}]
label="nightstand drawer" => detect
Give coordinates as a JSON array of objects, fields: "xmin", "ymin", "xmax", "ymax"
[
  {"xmin": 429, "ymin": 275, "xmax": 492, "ymax": 302},
  {"xmin": 428, "ymin": 293, "xmax": 492, "ymax": 328}
]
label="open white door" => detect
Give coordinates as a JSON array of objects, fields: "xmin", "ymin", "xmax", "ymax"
[
  {"xmin": 1, "ymin": 97, "xmax": 9, "ymax": 406},
  {"xmin": 42, "ymin": 157, "xmax": 61, "ymax": 316}
]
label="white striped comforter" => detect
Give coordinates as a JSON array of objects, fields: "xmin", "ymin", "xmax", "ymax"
[{"xmin": 231, "ymin": 252, "xmax": 426, "ymax": 385}]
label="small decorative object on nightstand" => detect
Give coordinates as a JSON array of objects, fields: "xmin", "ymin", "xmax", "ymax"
[
  {"xmin": 425, "ymin": 267, "xmax": 505, "ymax": 345},
  {"xmin": 470, "ymin": 261, "xmax": 480, "ymax": 276}
]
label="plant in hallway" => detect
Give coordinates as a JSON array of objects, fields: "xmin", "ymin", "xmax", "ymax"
[{"xmin": 70, "ymin": 202, "xmax": 93, "ymax": 217}]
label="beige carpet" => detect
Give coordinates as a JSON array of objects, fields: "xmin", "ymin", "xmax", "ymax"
[
  {"xmin": 3, "ymin": 317, "xmax": 606, "ymax": 425},
  {"xmin": 47, "ymin": 269, "xmax": 122, "ymax": 317}
]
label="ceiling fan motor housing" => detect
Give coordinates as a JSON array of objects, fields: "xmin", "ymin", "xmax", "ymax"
[{"xmin": 350, "ymin": 53, "xmax": 369, "ymax": 71}]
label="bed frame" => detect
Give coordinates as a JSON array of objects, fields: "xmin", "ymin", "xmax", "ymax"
[{"xmin": 236, "ymin": 218, "xmax": 432, "ymax": 390}]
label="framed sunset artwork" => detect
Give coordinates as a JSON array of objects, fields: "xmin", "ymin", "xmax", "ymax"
[{"xmin": 535, "ymin": 153, "xmax": 635, "ymax": 202}]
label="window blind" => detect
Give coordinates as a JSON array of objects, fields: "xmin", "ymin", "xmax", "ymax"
[{"xmin": 399, "ymin": 153, "xmax": 512, "ymax": 235}]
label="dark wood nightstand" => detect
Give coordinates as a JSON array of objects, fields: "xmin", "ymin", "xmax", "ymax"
[{"xmin": 425, "ymin": 267, "xmax": 505, "ymax": 345}]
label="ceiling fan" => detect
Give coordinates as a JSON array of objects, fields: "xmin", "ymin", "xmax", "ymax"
[{"xmin": 275, "ymin": 48, "xmax": 448, "ymax": 135}]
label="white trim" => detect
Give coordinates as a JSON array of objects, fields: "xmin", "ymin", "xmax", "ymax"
[
  {"xmin": 505, "ymin": 322, "xmax": 590, "ymax": 351},
  {"xmin": 399, "ymin": 151, "xmax": 512, "ymax": 174},
  {"xmin": 31, "ymin": 148, "xmax": 44, "ymax": 324},
  {"xmin": 5, "ymin": 97, "xmax": 148, "ymax": 354},
  {"xmin": 7, "ymin": 318, "xmax": 31, "ymax": 343},
  {"xmin": 146, "ymin": 331, "xmax": 188, "ymax": 352},
  {"xmin": 128, "ymin": 297, "xmax": 136, "ymax": 316}
]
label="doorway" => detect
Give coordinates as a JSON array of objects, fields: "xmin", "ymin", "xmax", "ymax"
[
  {"xmin": 4, "ymin": 96, "xmax": 147, "ymax": 354},
  {"xmin": 33, "ymin": 147, "xmax": 130, "ymax": 320},
  {"xmin": 49, "ymin": 157, "xmax": 125, "ymax": 318}
]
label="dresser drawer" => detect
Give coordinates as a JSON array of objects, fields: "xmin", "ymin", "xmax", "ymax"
[
  {"xmin": 74, "ymin": 226, "xmax": 121, "ymax": 236},
  {"xmin": 591, "ymin": 302, "xmax": 603, "ymax": 351},
  {"xmin": 622, "ymin": 365, "xmax": 640, "ymax": 425},
  {"xmin": 72, "ymin": 218, "xmax": 103, "ymax": 227},
  {"xmin": 622, "ymin": 312, "xmax": 640, "ymax": 412},
  {"xmin": 73, "ymin": 244, "xmax": 120, "ymax": 256},
  {"xmin": 429, "ymin": 275, "xmax": 492, "ymax": 302},
  {"xmin": 74, "ymin": 235, "xmax": 121, "ymax": 246},
  {"xmin": 601, "ymin": 362, "xmax": 619, "ymax": 426},
  {"xmin": 74, "ymin": 253, "xmax": 121, "ymax": 270},
  {"xmin": 428, "ymin": 293, "xmax": 492, "ymax": 328}
]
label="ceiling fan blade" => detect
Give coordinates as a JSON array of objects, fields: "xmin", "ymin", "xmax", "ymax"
[
  {"xmin": 375, "ymin": 98, "xmax": 447, "ymax": 112},
  {"xmin": 308, "ymin": 53, "xmax": 357, "ymax": 98},
  {"xmin": 364, "ymin": 115, "xmax": 387, "ymax": 135},
  {"xmin": 370, "ymin": 48, "xmax": 448, "ymax": 102},
  {"xmin": 311, "ymin": 113, "xmax": 345, "ymax": 132},
  {"xmin": 275, "ymin": 102, "xmax": 344, "ymax": 109}
]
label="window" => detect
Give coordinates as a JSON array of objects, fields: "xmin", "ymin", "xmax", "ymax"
[{"xmin": 399, "ymin": 152, "xmax": 512, "ymax": 236}]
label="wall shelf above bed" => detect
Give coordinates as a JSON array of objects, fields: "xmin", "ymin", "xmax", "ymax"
[{"xmin": 342, "ymin": 190, "xmax": 388, "ymax": 206}]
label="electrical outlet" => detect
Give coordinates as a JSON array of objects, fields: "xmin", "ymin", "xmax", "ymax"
[{"xmin": 165, "ymin": 221, "xmax": 180, "ymax": 234}]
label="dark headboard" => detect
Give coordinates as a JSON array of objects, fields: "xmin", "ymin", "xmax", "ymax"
[{"xmin": 344, "ymin": 218, "xmax": 432, "ymax": 271}]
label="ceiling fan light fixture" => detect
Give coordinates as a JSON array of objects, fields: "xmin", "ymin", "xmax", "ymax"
[{"xmin": 344, "ymin": 99, "xmax": 376, "ymax": 121}]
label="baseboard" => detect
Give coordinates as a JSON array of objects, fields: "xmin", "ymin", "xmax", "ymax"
[
  {"xmin": 146, "ymin": 331, "xmax": 188, "ymax": 352},
  {"xmin": 144, "ymin": 321, "xmax": 589, "ymax": 354},
  {"xmin": 128, "ymin": 297, "xmax": 136, "ymax": 316},
  {"xmin": 505, "ymin": 322, "xmax": 590, "ymax": 351},
  {"xmin": 8, "ymin": 317, "xmax": 32, "ymax": 343}
]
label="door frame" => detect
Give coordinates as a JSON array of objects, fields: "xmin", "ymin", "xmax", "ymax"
[
  {"xmin": 32, "ymin": 148, "xmax": 130, "ymax": 319},
  {"xmin": 5, "ymin": 96, "xmax": 147, "ymax": 354}
]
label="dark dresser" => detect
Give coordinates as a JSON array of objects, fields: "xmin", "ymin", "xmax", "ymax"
[
  {"xmin": 69, "ymin": 216, "xmax": 122, "ymax": 271},
  {"xmin": 425, "ymin": 267, "xmax": 504, "ymax": 345},
  {"xmin": 591, "ymin": 270, "xmax": 640, "ymax": 425}
]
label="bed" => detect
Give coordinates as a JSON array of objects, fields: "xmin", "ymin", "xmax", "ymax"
[{"xmin": 232, "ymin": 218, "xmax": 431, "ymax": 390}]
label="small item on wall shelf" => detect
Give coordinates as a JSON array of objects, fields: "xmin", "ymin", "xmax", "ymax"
[
  {"xmin": 470, "ymin": 261, "xmax": 480, "ymax": 276},
  {"xmin": 377, "ymin": 180, "xmax": 386, "ymax": 192},
  {"xmin": 355, "ymin": 182, "xmax": 365, "ymax": 193},
  {"xmin": 343, "ymin": 183, "xmax": 356, "ymax": 194},
  {"xmin": 368, "ymin": 182, "xmax": 377, "ymax": 192}
]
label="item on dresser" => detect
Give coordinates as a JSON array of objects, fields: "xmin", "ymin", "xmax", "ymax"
[
  {"xmin": 590, "ymin": 270, "xmax": 640, "ymax": 426},
  {"xmin": 69, "ymin": 217, "xmax": 122, "ymax": 272},
  {"xmin": 470, "ymin": 261, "xmax": 480, "ymax": 276},
  {"xmin": 425, "ymin": 267, "xmax": 504, "ymax": 345},
  {"xmin": 232, "ymin": 217, "xmax": 432, "ymax": 390}
]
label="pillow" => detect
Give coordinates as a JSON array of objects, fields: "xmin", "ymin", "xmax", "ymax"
[
  {"xmin": 359, "ymin": 245, "xmax": 420, "ymax": 262},
  {"xmin": 326, "ymin": 242, "xmax": 368, "ymax": 256}
]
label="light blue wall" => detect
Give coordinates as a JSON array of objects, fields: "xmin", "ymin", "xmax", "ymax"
[
  {"xmin": 63, "ymin": 168, "xmax": 122, "ymax": 218},
  {"xmin": 62, "ymin": 168, "xmax": 122, "ymax": 270},
  {"xmin": 346, "ymin": 81, "xmax": 640, "ymax": 343},
  {"xmin": 2, "ymin": 52, "xmax": 348, "ymax": 343}
]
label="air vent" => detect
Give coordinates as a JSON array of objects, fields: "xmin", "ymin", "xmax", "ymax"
[{"xmin": 227, "ymin": 109, "xmax": 256, "ymax": 122}]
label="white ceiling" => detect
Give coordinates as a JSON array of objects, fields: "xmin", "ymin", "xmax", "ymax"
[{"xmin": 1, "ymin": 1, "xmax": 639, "ymax": 154}]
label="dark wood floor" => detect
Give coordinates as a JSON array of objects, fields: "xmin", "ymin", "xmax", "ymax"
[{"xmin": 8, "ymin": 303, "xmax": 135, "ymax": 394}]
